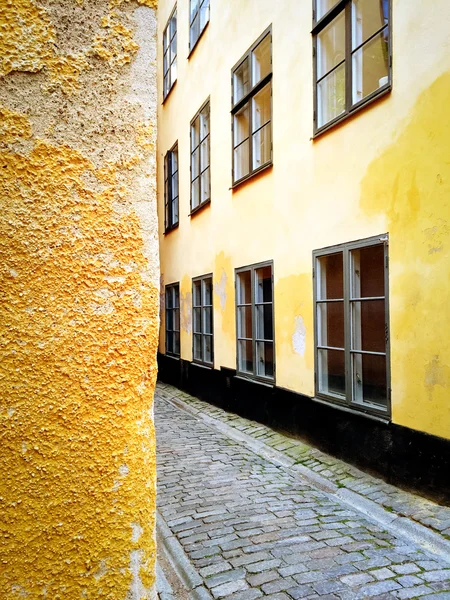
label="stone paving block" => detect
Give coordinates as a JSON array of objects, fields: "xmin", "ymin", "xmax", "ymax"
[
  {"xmin": 210, "ymin": 579, "xmax": 248, "ymax": 598},
  {"xmin": 285, "ymin": 584, "xmax": 316, "ymax": 598},
  {"xmin": 245, "ymin": 558, "xmax": 282, "ymax": 574},
  {"xmin": 357, "ymin": 580, "xmax": 401, "ymax": 596},
  {"xmin": 396, "ymin": 574, "xmax": 423, "ymax": 587},
  {"xmin": 226, "ymin": 589, "xmax": 263, "ymax": 600},
  {"xmin": 199, "ymin": 562, "xmax": 232, "ymax": 578},
  {"xmin": 394, "ymin": 585, "xmax": 434, "ymax": 599},
  {"xmin": 340, "ymin": 572, "xmax": 375, "ymax": 587},
  {"xmin": 312, "ymin": 580, "xmax": 346, "ymax": 595},
  {"xmin": 420, "ymin": 570, "xmax": 450, "ymax": 583},
  {"xmin": 205, "ymin": 568, "xmax": 246, "ymax": 589},
  {"xmin": 371, "ymin": 567, "xmax": 396, "ymax": 581},
  {"xmin": 246, "ymin": 569, "xmax": 279, "ymax": 587}
]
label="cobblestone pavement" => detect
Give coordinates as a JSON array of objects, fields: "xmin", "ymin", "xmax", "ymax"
[{"xmin": 155, "ymin": 385, "xmax": 450, "ymax": 599}]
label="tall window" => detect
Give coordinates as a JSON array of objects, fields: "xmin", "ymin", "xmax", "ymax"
[
  {"xmin": 236, "ymin": 262, "xmax": 274, "ymax": 381},
  {"xmin": 189, "ymin": 0, "xmax": 210, "ymax": 52},
  {"xmin": 165, "ymin": 283, "xmax": 180, "ymax": 357},
  {"xmin": 313, "ymin": 0, "xmax": 391, "ymax": 132},
  {"xmin": 190, "ymin": 100, "xmax": 210, "ymax": 213},
  {"xmin": 164, "ymin": 143, "xmax": 179, "ymax": 232},
  {"xmin": 163, "ymin": 6, "xmax": 177, "ymax": 100},
  {"xmin": 192, "ymin": 275, "xmax": 213, "ymax": 366},
  {"xmin": 232, "ymin": 28, "xmax": 272, "ymax": 185},
  {"xmin": 314, "ymin": 236, "xmax": 390, "ymax": 414}
]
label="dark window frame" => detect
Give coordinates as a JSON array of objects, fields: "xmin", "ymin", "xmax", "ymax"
[
  {"xmin": 189, "ymin": 0, "xmax": 210, "ymax": 56},
  {"xmin": 235, "ymin": 260, "xmax": 275, "ymax": 384},
  {"xmin": 192, "ymin": 273, "xmax": 214, "ymax": 367},
  {"xmin": 165, "ymin": 282, "xmax": 180, "ymax": 358},
  {"xmin": 190, "ymin": 98, "xmax": 211, "ymax": 216},
  {"xmin": 312, "ymin": 0, "xmax": 392, "ymax": 136},
  {"xmin": 163, "ymin": 5, "xmax": 177, "ymax": 101},
  {"xmin": 231, "ymin": 26, "xmax": 273, "ymax": 187},
  {"xmin": 164, "ymin": 142, "xmax": 179, "ymax": 233},
  {"xmin": 313, "ymin": 234, "xmax": 391, "ymax": 419}
]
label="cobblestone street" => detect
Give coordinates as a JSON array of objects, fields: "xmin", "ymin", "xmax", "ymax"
[{"xmin": 155, "ymin": 384, "xmax": 450, "ymax": 599}]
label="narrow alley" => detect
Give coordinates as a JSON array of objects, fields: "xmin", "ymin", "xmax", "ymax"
[{"xmin": 155, "ymin": 383, "xmax": 450, "ymax": 600}]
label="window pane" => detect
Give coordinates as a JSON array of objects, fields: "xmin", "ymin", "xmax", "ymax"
[
  {"xmin": 170, "ymin": 12, "xmax": 177, "ymax": 37},
  {"xmin": 174, "ymin": 286, "xmax": 179, "ymax": 307},
  {"xmin": 193, "ymin": 281, "xmax": 202, "ymax": 306},
  {"xmin": 233, "ymin": 58, "xmax": 249, "ymax": 104},
  {"xmin": 170, "ymin": 34, "xmax": 177, "ymax": 63},
  {"xmin": 199, "ymin": 0, "xmax": 209, "ymax": 30},
  {"xmin": 203, "ymin": 335, "xmax": 213, "ymax": 364},
  {"xmin": 173, "ymin": 331, "xmax": 180, "ymax": 355},
  {"xmin": 237, "ymin": 270, "xmax": 252, "ymax": 304},
  {"xmin": 166, "ymin": 331, "xmax": 173, "ymax": 354},
  {"xmin": 234, "ymin": 140, "xmax": 250, "ymax": 181},
  {"xmin": 255, "ymin": 266, "xmax": 272, "ymax": 303},
  {"xmin": 317, "ymin": 301, "xmax": 344, "ymax": 348},
  {"xmin": 193, "ymin": 333, "xmax": 202, "ymax": 360},
  {"xmin": 203, "ymin": 278, "xmax": 212, "ymax": 305},
  {"xmin": 171, "ymin": 199, "xmax": 178, "ymax": 225},
  {"xmin": 352, "ymin": 352, "xmax": 387, "ymax": 406},
  {"xmin": 200, "ymin": 138, "xmax": 209, "ymax": 171},
  {"xmin": 166, "ymin": 309, "xmax": 173, "ymax": 331},
  {"xmin": 351, "ymin": 244, "xmax": 385, "ymax": 298},
  {"xmin": 352, "ymin": 0, "xmax": 388, "ymax": 49},
  {"xmin": 190, "ymin": 14, "xmax": 199, "ymax": 48},
  {"xmin": 166, "ymin": 288, "xmax": 172, "ymax": 309},
  {"xmin": 238, "ymin": 340, "xmax": 253, "ymax": 373},
  {"xmin": 256, "ymin": 341, "xmax": 274, "ymax": 378},
  {"xmin": 173, "ymin": 308, "xmax": 180, "ymax": 331},
  {"xmin": 170, "ymin": 59, "xmax": 177, "ymax": 86},
  {"xmin": 200, "ymin": 167, "xmax": 210, "ymax": 203},
  {"xmin": 200, "ymin": 106, "xmax": 210, "ymax": 139},
  {"xmin": 316, "ymin": 0, "xmax": 340, "ymax": 20},
  {"xmin": 191, "ymin": 180, "xmax": 199, "ymax": 209},
  {"xmin": 317, "ymin": 252, "xmax": 343, "ymax": 299},
  {"xmin": 234, "ymin": 105, "xmax": 249, "ymax": 146},
  {"xmin": 193, "ymin": 307, "xmax": 201, "ymax": 333},
  {"xmin": 318, "ymin": 348, "xmax": 345, "ymax": 398},
  {"xmin": 171, "ymin": 171, "xmax": 178, "ymax": 201},
  {"xmin": 317, "ymin": 11, "xmax": 345, "ymax": 79},
  {"xmin": 251, "ymin": 33, "xmax": 271, "ymax": 86},
  {"xmin": 191, "ymin": 118, "xmax": 199, "ymax": 151},
  {"xmin": 317, "ymin": 62, "xmax": 345, "ymax": 127},
  {"xmin": 252, "ymin": 123, "xmax": 271, "ymax": 170},
  {"xmin": 252, "ymin": 84, "xmax": 271, "ymax": 132},
  {"xmin": 203, "ymin": 307, "xmax": 212, "ymax": 334},
  {"xmin": 256, "ymin": 304, "xmax": 273, "ymax": 341},
  {"xmin": 163, "ymin": 29, "xmax": 169, "ymax": 52},
  {"xmin": 191, "ymin": 147, "xmax": 199, "ymax": 179},
  {"xmin": 237, "ymin": 306, "xmax": 252, "ymax": 338},
  {"xmin": 351, "ymin": 300, "xmax": 385, "ymax": 353},
  {"xmin": 352, "ymin": 29, "xmax": 389, "ymax": 104},
  {"xmin": 190, "ymin": 0, "xmax": 199, "ymax": 22}
]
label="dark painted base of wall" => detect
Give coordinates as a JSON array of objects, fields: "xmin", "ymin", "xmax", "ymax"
[{"xmin": 158, "ymin": 353, "xmax": 450, "ymax": 505}]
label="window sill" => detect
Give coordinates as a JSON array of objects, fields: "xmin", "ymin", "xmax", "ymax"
[
  {"xmin": 192, "ymin": 361, "xmax": 213, "ymax": 370},
  {"xmin": 231, "ymin": 161, "xmax": 273, "ymax": 191},
  {"xmin": 164, "ymin": 222, "xmax": 179, "ymax": 235},
  {"xmin": 234, "ymin": 374, "xmax": 274, "ymax": 388},
  {"xmin": 188, "ymin": 21, "xmax": 209, "ymax": 59},
  {"xmin": 162, "ymin": 79, "xmax": 177, "ymax": 105},
  {"xmin": 313, "ymin": 84, "xmax": 391, "ymax": 140},
  {"xmin": 312, "ymin": 394, "xmax": 390, "ymax": 423},
  {"xmin": 190, "ymin": 198, "xmax": 211, "ymax": 217},
  {"xmin": 165, "ymin": 353, "xmax": 180, "ymax": 360}
]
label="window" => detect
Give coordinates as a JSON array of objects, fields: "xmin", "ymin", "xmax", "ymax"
[
  {"xmin": 189, "ymin": 0, "xmax": 209, "ymax": 53},
  {"xmin": 232, "ymin": 28, "xmax": 272, "ymax": 185},
  {"xmin": 313, "ymin": 235, "xmax": 390, "ymax": 415},
  {"xmin": 313, "ymin": 0, "xmax": 391, "ymax": 133},
  {"xmin": 236, "ymin": 262, "xmax": 274, "ymax": 381},
  {"xmin": 192, "ymin": 275, "xmax": 213, "ymax": 366},
  {"xmin": 165, "ymin": 283, "xmax": 180, "ymax": 357},
  {"xmin": 190, "ymin": 100, "xmax": 210, "ymax": 213},
  {"xmin": 163, "ymin": 6, "xmax": 177, "ymax": 100},
  {"xmin": 164, "ymin": 143, "xmax": 179, "ymax": 232}
]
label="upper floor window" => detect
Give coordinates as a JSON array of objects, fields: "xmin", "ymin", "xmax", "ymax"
[
  {"xmin": 313, "ymin": 0, "xmax": 391, "ymax": 133},
  {"xmin": 192, "ymin": 274, "xmax": 213, "ymax": 366},
  {"xmin": 165, "ymin": 283, "xmax": 180, "ymax": 357},
  {"xmin": 189, "ymin": 0, "xmax": 210, "ymax": 53},
  {"xmin": 190, "ymin": 100, "xmax": 210, "ymax": 214},
  {"xmin": 236, "ymin": 262, "xmax": 274, "ymax": 382},
  {"xmin": 164, "ymin": 143, "xmax": 179, "ymax": 232},
  {"xmin": 163, "ymin": 6, "xmax": 177, "ymax": 100},
  {"xmin": 232, "ymin": 28, "xmax": 272, "ymax": 186},
  {"xmin": 313, "ymin": 235, "xmax": 390, "ymax": 415}
]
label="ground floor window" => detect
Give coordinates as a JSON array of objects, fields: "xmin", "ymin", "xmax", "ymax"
[
  {"xmin": 236, "ymin": 261, "xmax": 274, "ymax": 381},
  {"xmin": 165, "ymin": 283, "xmax": 180, "ymax": 357},
  {"xmin": 192, "ymin": 274, "xmax": 213, "ymax": 366},
  {"xmin": 313, "ymin": 235, "xmax": 390, "ymax": 414}
]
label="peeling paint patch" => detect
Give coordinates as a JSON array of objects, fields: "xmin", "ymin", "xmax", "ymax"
[{"xmin": 292, "ymin": 316, "xmax": 307, "ymax": 356}]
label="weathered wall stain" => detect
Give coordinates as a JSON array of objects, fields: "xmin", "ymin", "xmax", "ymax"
[{"xmin": 0, "ymin": 1, "xmax": 158, "ymax": 598}]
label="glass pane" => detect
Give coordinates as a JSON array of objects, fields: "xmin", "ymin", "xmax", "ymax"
[
  {"xmin": 200, "ymin": 105, "xmax": 210, "ymax": 139},
  {"xmin": 256, "ymin": 304, "xmax": 273, "ymax": 341},
  {"xmin": 171, "ymin": 171, "xmax": 178, "ymax": 200},
  {"xmin": 193, "ymin": 281, "xmax": 201, "ymax": 307},
  {"xmin": 170, "ymin": 34, "xmax": 177, "ymax": 63},
  {"xmin": 203, "ymin": 307, "xmax": 212, "ymax": 334},
  {"xmin": 203, "ymin": 335, "xmax": 213, "ymax": 364},
  {"xmin": 252, "ymin": 123, "xmax": 271, "ymax": 170},
  {"xmin": 163, "ymin": 74, "xmax": 169, "ymax": 97},
  {"xmin": 318, "ymin": 349, "xmax": 345, "ymax": 398},
  {"xmin": 234, "ymin": 105, "xmax": 249, "ymax": 146},
  {"xmin": 190, "ymin": 0, "xmax": 199, "ymax": 22},
  {"xmin": 174, "ymin": 331, "xmax": 180, "ymax": 355},
  {"xmin": 238, "ymin": 339, "xmax": 253, "ymax": 373},
  {"xmin": 234, "ymin": 139, "xmax": 250, "ymax": 181},
  {"xmin": 173, "ymin": 308, "xmax": 180, "ymax": 331},
  {"xmin": 171, "ymin": 199, "xmax": 178, "ymax": 224},
  {"xmin": 166, "ymin": 309, "xmax": 173, "ymax": 331},
  {"xmin": 317, "ymin": 62, "xmax": 345, "ymax": 128},
  {"xmin": 166, "ymin": 331, "xmax": 173, "ymax": 354},
  {"xmin": 199, "ymin": 0, "xmax": 209, "ymax": 30},
  {"xmin": 256, "ymin": 341, "xmax": 274, "ymax": 378},
  {"xmin": 317, "ymin": 253, "xmax": 343, "ymax": 299},
  {"xmin": 200, "ymin": 138, "xmax": 209, "ymax": 171},
  {"xmin": 352, "ymin": 352, "xmax": 387, "ymax": 406},
  {"xmin": 317, "ymin": 301, "xmax": 344, "ymax": 348},
  {"xmin": 252, "ymin": 83, "xmax": 271, "ymax": 132},
  {"xmin": 193, "ymin": 307, "xmax": 201, "ymax": 333},
  {"xmin": 203, "ymin": 278, "xmax": 212, "ymax": 305},
  {"xmin": 171, "ymin": 148, "xmax": 178, "ymax": 172},
  {"xmin": 163, "ymin": 29, "xmax": 169, "ymax": 52},
  {"xmin": 352, "ymin": 300, "xmax": 385, "ymax": 353},
  {"xmin": 170, "ymin": 12, "xmax": 177, "ymax": 37},
  {"xmin": 174, "ymin": 286, "xmax": 179, "ymax": 307},
  {"xmin": 351, "ymin": 244, "xmax": 385, "ymax": 298},
  {"xmin": 251, "ymin": 34, "xmax": 271, "ymax": 86},
  {"xmin": 191, "ymin": 179, "xmax": 199, "ymax": 209},
  {"xmin": 194, "ymin": 333, "xmax": 202, "ymax": 360},
  {"xmin": 317, "ymin": 11, "xmax": 345, "ymax": 79},
  {"xmin": 190, "ymin": 14, "xmax": 199, "ymax": 48},
  {"xmin": 316, "ymin": 0, "xmax": 340, "ymax": 20},
  {"xmin": 191, "ymin": 117, "xmax": 199, "ymax": 151},
  {"xmin": 233, "ymin": 58, "xmax": 249, "ymax": 104},
  {"xmin": 191, "ymin": 147, "xmax": 199, "ymax": 179},
  {"xmin": 237, "ymin": 306, "xmax": 252, "ymax": 338},
  {"xmin": 200, "ymin": 167, "xmax": 210, "ymax": 203},
  {"xmin": 163, "ymin": 48, "xmax": 168, "ymax": 74},
  {"xmin": 170, "ymin": 59, "xmax": 177, "ymax": 86},
  {"xmin": 166, "ymin": 288, "xmax": 173, "ymax": 309},
  {"xmin": 237, "ymin": 270, "xmax": 251, "ymax": 304},
  {"xmin": 352, "ymin": 0, "xmax": 388, "ymax": 49},
  {"xmin": 255, "ymin": 266, "xmax": 272, "ymax": 303},
  {"xmin": 352, "ymin": 29, "xmax": 389, "ymax": 104}
]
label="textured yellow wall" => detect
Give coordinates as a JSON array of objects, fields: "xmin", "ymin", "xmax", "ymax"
[
  {"xmin": 157, "ymin": 0, "xmax": 450, "ymax": 440},
  {"xmin": 0, "ymin": 1, "xmax": 159, "ymax": 598}
]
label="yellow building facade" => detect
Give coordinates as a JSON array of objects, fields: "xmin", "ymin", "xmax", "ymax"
[{"xmin": 157, "ymin": 0, "xmax": 450, "ymax": 494}]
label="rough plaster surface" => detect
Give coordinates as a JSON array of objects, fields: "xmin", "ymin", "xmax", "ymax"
[{"xmin": 0, "ymin": 1, "xmax": 159, "ymax": 598}]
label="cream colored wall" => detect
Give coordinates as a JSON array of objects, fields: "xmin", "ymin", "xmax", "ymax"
[{"xmin": 157, "ymin": 0, "xmax": 450, "ymax": 440}]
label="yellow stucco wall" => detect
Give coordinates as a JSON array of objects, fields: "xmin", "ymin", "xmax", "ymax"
[
  {"xmin": 157, "ymin": 0, "xmax": 450, "ymax": 440},
  {"xmin": 1, "ymin": 1, "xmax": 159, "ymax": 598}
]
